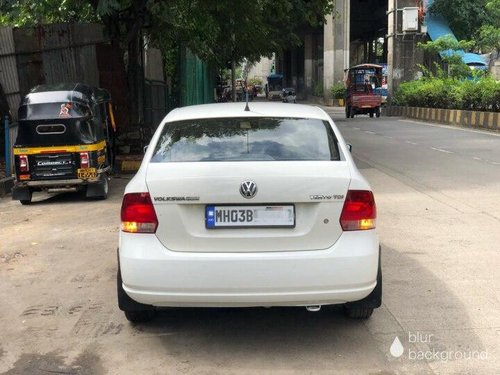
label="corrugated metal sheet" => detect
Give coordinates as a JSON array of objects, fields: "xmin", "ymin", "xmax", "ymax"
[
  {"xmin": 77, "ymin": 45, "xmax": 99, "ymax": 87},
  {"xmin": 0, "ymin": 27, "xmax": 21, "ymax": 119},
  {"xmin": 9, "ymin": 123, "xmax": 18, "ymax": 173},
  {"xmin": 43, "ymin": 49, "xmax": 78, "ymax": 84}
]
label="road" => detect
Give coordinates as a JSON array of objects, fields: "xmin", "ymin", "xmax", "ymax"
[{"xmin": 0, "ymin": 111, "xmax": 499, "ymax": 374}]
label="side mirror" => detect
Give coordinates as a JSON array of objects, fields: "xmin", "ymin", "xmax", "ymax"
[
  {"xmin": 347, "ymin": 144, "xmax": 352, "ymax": 153},
  {"xmin": 143, "ymin": 145, "xmax": 149, "ymax": 154}
]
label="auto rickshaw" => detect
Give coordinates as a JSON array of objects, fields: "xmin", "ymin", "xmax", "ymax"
[
  {"xmin": 12, "ymin": 83, "xmax": 116, "ymax": 204},
  {"xmin": 344, "ymin": 64, "xmax": 383, "ymax": 118}
]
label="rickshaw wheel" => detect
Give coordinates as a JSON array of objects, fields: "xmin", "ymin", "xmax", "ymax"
[
  {"xmin": 20, "ymin": 189, "xmax": 32, "ymax": 205},
  {"xmin": 97, "ymin": 175, "xmax": 109, "ymax": 200},
  {"xmin": 369, "ymin": 111, "xmax": 374, "ymax": 118},
  {"xmin": 345, "ymin": 106, "xmax": 350, "ymax": 119}
]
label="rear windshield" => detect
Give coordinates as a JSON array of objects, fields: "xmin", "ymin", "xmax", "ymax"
[
  {"xmin": 151, "ymin": 117, "xmax": 340, "ymax": 162},
  {"xmin": 18, "ymin": 102, "xmax": 91, "ymax": 120}
]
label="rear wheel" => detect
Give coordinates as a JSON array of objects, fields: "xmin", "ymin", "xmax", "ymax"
[
  {"xmin": 344, "ymin": 246, "xmax": 382, "ymax": 320},
  {"xmin": 345, "ymin": 106, "xmax": 350, "ymax": 119},
  {"xmin": 369, "ymin": 111, "xmax": 374, "ymax": 118},
  {"xmin": 375, "ymin": 107, "xmax": 381, "ymax": 118},
  {"xmin": 19, "ymin": 188, "xmax": 32, "ymax": 205},
  {"xmin": 344, "ymin": 305, "xmax": 374, "ymax": 319},
  {"xmin": 124, "ymin": 310, "xmax": 156, "ymax": 324},
  {"xmin": 117, "ymin": 263, "xmax": 155, "ymax": 324},
  {"xmin": 350, "ymin": 107, "xmax": 355, "ymax": 118}
]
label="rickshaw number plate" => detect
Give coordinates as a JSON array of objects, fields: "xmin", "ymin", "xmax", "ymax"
[{"xmin": 78, "ymin": 168, "xmax": 97, "ymax": 179}]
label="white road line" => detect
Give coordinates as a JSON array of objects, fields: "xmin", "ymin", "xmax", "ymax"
[
  {"xmin": 406, "ymin": 141, "xmax": 418, "ymax": 145},
  {"xmin": 365, "ymin": 131, "xmax": 376, "ymax": 134},
  {"xmin": 431, "ymin": 147, "xmax": 453, "ymax": 154},
  {"xmin": 353, "ymin": 127, "xmax": 360, "ymax": 130},
  {"xmin": 473, "ymin": 157, "xmax": 482, "ymax": 161},
  {"xmin": 399, "ymin": 119, "xmax": 500, "ymax": 138},
  {"xmin": 383, "ymin": 135, "xmax": 393, "ymax": 139},
  {"xmin": 491, "ymin": 161, "xmax": 500, "ymax": 165}
]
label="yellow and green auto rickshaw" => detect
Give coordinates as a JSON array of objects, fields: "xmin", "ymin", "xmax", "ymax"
[{"xmin": 12, "ymin": 83, "xmax": 116, "ymax": 204}]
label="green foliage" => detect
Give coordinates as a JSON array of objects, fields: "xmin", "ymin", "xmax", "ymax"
[
  {"xmin": 429, "ymin": 0, "xmax": 500, "ymax": 55},
  {"xmin": 249, "ymin": 77, "xmax": 263, "ymax": 87},
  {"xmin": 418, "ymin": 36, "xmax": 474, "ymax": 80},
  {"xmin": 312, "ymin": 81, "xmax": 323, "ymax": 97},
  {"xmin": 0, "ymin": 0, "xmax": 97, "ymax": 26},
  {"xmin": 330, "ymin": 83, "xmax": 345, "ymax": 99},
  {"xmin": 394, "ymin": 77, "xmax": 500, "ymax": 112},
  {"xmin": 429, "ymin": 0, "xmax": 493, "ymax": 41}
]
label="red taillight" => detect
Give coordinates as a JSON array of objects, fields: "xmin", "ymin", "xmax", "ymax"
[
  {"xmin": 121, "ymin": 193, "xmax": 158, "ymax": 233},
  {"xmin": 19, "ymin": 155, "xmax": 29, "ymax": 172},
  {"xmin": 80, "ymin": 152, "xmax": 89, "ymax": 168},
  {"xmin": 340, "ymin": 190, "xmax": 376, "ymax": 231}
]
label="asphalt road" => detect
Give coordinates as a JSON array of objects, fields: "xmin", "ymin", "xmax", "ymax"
[{"xmin": 0, "ymin": 111, "xmax": 499, "ymax": 374}]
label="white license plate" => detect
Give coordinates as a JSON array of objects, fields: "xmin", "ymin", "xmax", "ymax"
[{"xmin": 205, "ymin": 205, "xmax": 295, "ymax": 229}]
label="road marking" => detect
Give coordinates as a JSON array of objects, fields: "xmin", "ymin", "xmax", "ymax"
[
  {"xmin": 365, "ymin": 131, "xmax": 376, "ymax": 134},
  {"xmin": 431, "ymin": 147, "xmax": 453, "ymax": 154},
  {"xmin": 406, "ymin": 141, "xmax": 417, "ymax": 145},
  {"xmin": 491, "ymin": 161, "xmax": 500, "ymax": 165},
  {"xmin": 399, "ymin": 119, "xmax": 500, "ymax": 138},
  {"xmin": 383, "ymin": 135, "xmax": 393, "ymax": 139},
  {"xmin": 353, "ymin": 127, "xmax": 360, "ymax": 130},
  {"xmin": 473, "ymin": 157, "xmax": 482, "ymax": 161}
]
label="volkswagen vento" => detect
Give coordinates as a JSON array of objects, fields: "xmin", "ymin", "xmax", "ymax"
[{"xmin": 118, "ymin": 102, "xmax": 381, "ymax": 323}]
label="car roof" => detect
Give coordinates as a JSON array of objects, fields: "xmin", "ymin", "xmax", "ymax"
[{"xmin": 165, "ymin": 102, "xmax": 329, "ymax": 122}]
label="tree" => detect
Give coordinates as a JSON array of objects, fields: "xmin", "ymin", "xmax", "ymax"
[
  {"xmin": 0, "ymin": 0, "xmax": 334, "ymax": 108},
  {"xmin": 429, "ymin": 0, "xmax": 493, "ymax": 41},
  {"xmin": 418, "ymin": 35, "xmax": 475, "ymax": 79},
  {"xmin": 477, "ymin": 0, "xmax": 500, "ymax": 56},
  {"xmin": 429, "ymin": 0, "xmax": 500, "ymax": 57}
]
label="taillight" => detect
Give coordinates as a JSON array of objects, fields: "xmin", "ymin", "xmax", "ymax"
[
  {"xmin": 19, "ymin": 155, "xmax": 29, "ymax": 172},
  {"xmin": 340, "ymin": 190, "xmax": 376, "ymax": 231},
  {"xmin": 80, "ymin": 152, "xmax": 89, "ymax": 168},
  {"xmin": 121, "ymin": 193, "xmax": 158, "ymax": 233}
]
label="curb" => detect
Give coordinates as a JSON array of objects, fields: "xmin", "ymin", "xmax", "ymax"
[
  {"xmin": 0, "ymin": 176, "xmax": 14, "ymax": 197},
  {"xmin": 386, "ymin": 106, "xmax": 499, "ymax": 131}
]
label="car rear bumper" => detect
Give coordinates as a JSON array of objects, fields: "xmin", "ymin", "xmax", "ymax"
[{"xmin": 119, "ymin": 230, "xmax": 379, "ymax": 307}]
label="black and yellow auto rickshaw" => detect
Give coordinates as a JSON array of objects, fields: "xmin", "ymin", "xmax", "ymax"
[{"xmin": 12, "ymin": 83, "xmax": 116, "ymax": 204}]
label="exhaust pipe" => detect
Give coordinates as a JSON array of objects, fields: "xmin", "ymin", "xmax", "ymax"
[{"xmin": 305, "ymin": 305, "xmax": 321, "ymax": 312}]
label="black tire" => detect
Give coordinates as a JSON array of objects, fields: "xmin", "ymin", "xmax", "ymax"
[
  {"xmin": 345, "ymin": 106, "xmax": 350, "ymax": 119},
  {"xmin": 19, "ymin": 189, "xmax": 32, "ymax": 205},
  {"xmin": 350, "ymin": 107, "xmax": 355, "ymax": 118},
  {"xmin": 344, "ymin": 305, "xmax": 374, "ymax": 319},
  {"xmin": 343, "ymin": 246, "xmax": 382, "ymax": 319},
  {"xmin": 375, "ymin": 107, "xmax": 381, "ymax": 118},
  {"xmin": 86, "ymin": 175, "xmax": 109, "ymax": 200},
  {"xmin": 124, "ymin": 310, "xmax": 156, "ymax": 324},
  {"xmin": 369, "ymin": 111, "xmax": 374, "ymax": 118},
  {"xmin": 99, "ymin": 175, "xmax": 109, "ymax": 200},
  {"xmin": 117, "ymin": 262, "xmax": 155, "ymax": 323}
]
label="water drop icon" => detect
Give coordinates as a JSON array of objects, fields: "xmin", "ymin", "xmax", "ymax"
[{"xmin": 390, "ymin": 336, "xmax": 404, "ymax": 358}]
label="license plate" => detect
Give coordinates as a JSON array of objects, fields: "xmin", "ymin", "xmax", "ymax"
[
  {"xmin": 205, "ymin": 205, "xmax": 295, "ymax": 229},
  {"xmin": 77, "ymin": 168, "xmax": 97, "ymax": 179}
]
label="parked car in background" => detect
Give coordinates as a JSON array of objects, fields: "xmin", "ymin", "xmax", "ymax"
[{"xmin": 117, "ymin": 102, "xmax": 381, "ymax": 323}]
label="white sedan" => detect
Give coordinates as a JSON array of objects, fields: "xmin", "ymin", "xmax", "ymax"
[{"xmin": 118, "ymin": 102, "xmax": 381, "ymax": 323}]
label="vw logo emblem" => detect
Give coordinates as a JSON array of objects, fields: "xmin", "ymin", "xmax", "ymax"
[{"xmin": 240, "ymin": 180, "xmax": 257, "ymax": 199}]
